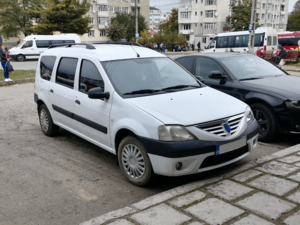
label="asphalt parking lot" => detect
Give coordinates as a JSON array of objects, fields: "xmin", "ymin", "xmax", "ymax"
[{"xmin": 0, "ymin": 82, "xmax": 299, "ymax": 225}]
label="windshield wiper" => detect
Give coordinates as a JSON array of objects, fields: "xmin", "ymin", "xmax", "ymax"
[
  {"xmin": 161, "ymin": 85, "xmax": 200, "ymax": 91},
  {"xmin": 123, "ymin": 89, "xmax": 160, "ymax": 95},
  {"xmin": 239, "ymin": 78, "xmax": 261, "ymax": 81}
]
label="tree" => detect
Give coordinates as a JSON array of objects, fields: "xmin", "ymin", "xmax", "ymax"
[
  {"xmin": 0, "ymin": 0, "xmax": 44, "ymax": 38},
  {"xmin": 106, "ymin": 22, "xmax": 126, "ymax": 41},
  {"xmin": 30, "ymin": 0, "xmax": 91, "ymax": 35},
  {"xmin": 226, "ymin": 0, "xmax": 259, "ymax": 31},
  {"xmin": 138, "ymin": 30, "xmax": 151, "ymax": 46},
  {"xmin": 159, "ymin": 8, "xmax": 178, "ymax": 33},
  {"xmin": 151, "ymin": 30, "xmax": 187, "ymax": 50},
  {"xmin": 287, "ymin": 1, "xmax": 300, "ymax": 31},
  {"xmin": 112, "ymin": 13, "xmax": 147, "ymax": 42}
]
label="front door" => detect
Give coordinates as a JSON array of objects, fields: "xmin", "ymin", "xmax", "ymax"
[
  {"xmin": 74, "ymin": 57, "xmax": 112, "ymax": 150},
  {"xmin": 21, "ymin": 40, "xmax": 36, "ymax": 59}
]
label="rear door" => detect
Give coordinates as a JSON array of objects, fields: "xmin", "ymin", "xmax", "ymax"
[{"xmin": 49, "ymin": 56, "xmax": 78, "ymax": 132}]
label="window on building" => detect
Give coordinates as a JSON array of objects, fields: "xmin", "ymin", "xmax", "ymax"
[
  {"xmin": 200, "ymin": 11, "xmax": 203, "ymax": 16},
  {"xmin": 195, "ymin": 23, "xmax": 198, "ymax": 27},
  {"xmin": 203, "ymin": 37, "xmax": 206, "ymax": 43},
  {"xmin": 100, "ymin": 30, "xmax": 106, "ymax": 36},
  {"xmin": 181, "ymin": 12, "xmax": 191, "ymax": 19},
  {"xmin": 89, "ymin": 5, "xmax": 93, "ymax": 12},
  {"xmin": 230, "ymin": 0, "xmax": 237, "ymax": 4},
  {"xmin": 88, "ymin": 30, "xmax": 95, "ymax": 37},
  {"xmin": 89, "ymin": 17, "xmax": 94, "ymax": 25},
  {"xmin": 186, "ymin": 35, "xmax": 190, "ymax": 41},
  {"xmin": 279, "ymin": 24, "xmax": 284, "ymax": 29},
  {"xmin": 110, "ymin": 6, "xmax": 114, "ymax": 13},
  {"xmin": 98, "ymin": 5, "xmax": 108, "ymax": 11},
  {"xmin": 280, "ymin": 5, "xmax": 284, "ymax": 11},
  {"xmin": 280, "ymin": 15, "xmax": 285, "ymax": 21},
  {"xmin": 205, "ymin": 0, "xmax": 217, "ymax": 5},
  {"xmin": 98, "ymin": 17, "xmax": 108, "ymax": 24},
  {"xmin": 261, "ymin": 14, "xmax": 265, "ymax": 19},
  {"xmin": 56, "ymin": 58, "xmax": 78, "ymax": 89},
  {"xmin": 204, "ymin": 23, "xmax": 216, "ymax": 29},
  {"xmin": 262, "ymin": 3, "xmax": 265, "ymax": 9},
  {"xmin": 183, "ymin": 24, "xmax": 191, "ymax": 30},
  {"xmin": 205, "ymin": 10, "xmax": 216, "ymax": 17},
  {"xmin": 179, "ymin": 0, "xmax": 191, "ymax": 7},
  {"xmin": 195, "ymin": 11, "xmax": 197, "ymax": 16},
  {"xmin": 196, "ymin": 0, "xmax": 198, "ymax": 3}
]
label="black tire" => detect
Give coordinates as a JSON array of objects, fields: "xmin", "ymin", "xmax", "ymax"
[
  {"xmin": 251, "ymin": 103, "xmax": 278, "ymax": 142},
  {"xmin": 38, "ymin": 104, "xmax": 59, "ymax": 136},
  {"xmin": 118, "ymin": 136, "xmax": 153, "ymax": 186},
  {"xmin": 16, "ymin": 54, "xmax": 25, "ymax": 62}
]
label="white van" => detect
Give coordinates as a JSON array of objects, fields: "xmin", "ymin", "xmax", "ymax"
[
  {"xmin": 9, "ymin": 34, "xmax": 81, "ymax": 61},
  {"xmin": 204, "ymin": 27, "xmax": 278, "ymax": 53}
]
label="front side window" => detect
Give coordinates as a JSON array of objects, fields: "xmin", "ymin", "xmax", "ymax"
[
  {"xmin": 220, "ymin": 56, "xmax": 285, "ymax": 80},
  {"xmin": 22, "ymin": 40, "xmax": 33, "ymax": 48},
  {"xmin": 56, "ymin": 58, "xmax": 78, "ymax": 88},
  {"xmin": 79, "ymin": 60, "xmax": 104, "ymax": 94},
  {"xmin": 102, "ymin": 58, "xmax": 200, "ymax": 97},
  {"xmin": 195, "ymin": 58, "xmax": 224, "ymax": 78},
  {"xmin": 40, "ymin": 56, "xmax": 56, "ymax": 81}
]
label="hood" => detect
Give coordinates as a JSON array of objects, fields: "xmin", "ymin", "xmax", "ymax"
[
  {"xmin": 126, "ymin": 87, "xmax": 247, "ymax": 126},
  {"xmin": 239, "ymin": 75, "xmax": 300, "ymax": 100},
  {"xmin": 8, "ymin": 47, "xmax": 16, "ymax": 52}
]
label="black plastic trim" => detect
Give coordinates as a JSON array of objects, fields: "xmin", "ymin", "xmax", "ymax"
[
  {"xmin": 138, "ymin": 120, "xmax": 259, "ymax": 158},
  {"xmin": 52, "ymin": 104, "xmax": 107, "ymax": 134},
  {"xmin": 34, "ymin": 93, "xmax": 38, "ymax": 103}
]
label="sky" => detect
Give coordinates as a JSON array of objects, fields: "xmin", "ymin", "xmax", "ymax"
[{"xmin": 150, "ymin": 0, "xmax": 298, "ymax": 13}]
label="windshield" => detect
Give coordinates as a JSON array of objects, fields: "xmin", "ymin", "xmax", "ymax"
[
  {"xmin": 17, "ymin": 40, "xmax": 26, "ymax": 48},
  {"xmin": 101, "ymin": 57, "xmax": 201, "ymax": 97},
  {"xmin": 220, "ymin": 55, "xmax": 286, "ymax": 80}
]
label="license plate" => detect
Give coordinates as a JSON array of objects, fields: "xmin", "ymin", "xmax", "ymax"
[{"xmin": 216, "ymin": 137, "xmax": 247, "ymax": 155}]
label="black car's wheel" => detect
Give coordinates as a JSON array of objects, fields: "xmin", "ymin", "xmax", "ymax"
[
  {"xmin": 118, "ymin": 136, "xmax": 153, "ymax": 186},
  {"xmin": 16, "ymin": 54, "xmax": 26, "ymax": 62},
  {"xmin": 38, "ymin": 104, "xmax": 59, "ymax": 136},
  {"xmin": 251, "ymin": 103, "xmax": 278, "ymax": 142}
]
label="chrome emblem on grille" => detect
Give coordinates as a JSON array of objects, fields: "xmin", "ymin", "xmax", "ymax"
[{"xmin": 223, "ymin": 123, "xmax": 231, "ymax": 135}]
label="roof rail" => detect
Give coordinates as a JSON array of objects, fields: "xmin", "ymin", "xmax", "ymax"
[
  {"xmin": 48, "ymin": 43, "xmax": 96, "ymax": 50},
  {"xmin": 92, "ymin": 41, "xmax": 143, "ymax": 47}
]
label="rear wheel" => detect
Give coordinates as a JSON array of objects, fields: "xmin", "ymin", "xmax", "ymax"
[
  {"xmin": 38, "ymin": 104, "xmax": 59, "ymax": 136},
  {"xmin": 118, "ymin": 136, "xmax": 153, "ymax": 186},
  {"xmin": 251, "ymin": 103, "xmax": 278, "ymax": 142},
  {"xmin": 16, "ymin": 54, "xmax": 25, "ymax": 62}
]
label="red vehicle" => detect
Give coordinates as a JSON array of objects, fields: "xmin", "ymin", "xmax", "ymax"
[{"xmin": 278, "ymin": 31, "xmax": 300, "ymax": 56}]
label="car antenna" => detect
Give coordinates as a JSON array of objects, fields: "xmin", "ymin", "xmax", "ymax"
[{"xmin": 130, "ymin": 44, "xmax": 140, "ymax": 57}]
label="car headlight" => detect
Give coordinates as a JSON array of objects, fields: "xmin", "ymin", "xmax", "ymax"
[
  {"xmin": 158, "ymin": 125, "xmax": 197, "ymax": 142},
  {"xmin": 286, "ymin": 100, "xmax": 300, "ymax": 110},
  {"xmin": 246, "ymin": 106, "xmax": 254, "ymax": 124}
]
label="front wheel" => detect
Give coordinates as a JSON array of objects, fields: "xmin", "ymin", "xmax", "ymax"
[
  {"xmin": 16, "ymin": 54, "xmax": 26, "ymax": 62},
  {"xmin": 251, "ymin": 103, "xmax": 278, "ymax": 142},
  {"xmin": 118, "ymin": 136, "xmax": 153, "ymax": 186}
]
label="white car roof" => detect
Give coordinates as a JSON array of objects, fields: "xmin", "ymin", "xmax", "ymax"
[{"xmin": 43, "ymin": 44, "xmax": 166, "ymax": 61}]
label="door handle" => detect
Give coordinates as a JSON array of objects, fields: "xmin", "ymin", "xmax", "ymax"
[
  {"xmin": 50, "ymin": 89, "xmax": 54, "ymax": 93},
  {"xmin": 75, "ymin": 100, "xmax": 80, "ymax": 105}
]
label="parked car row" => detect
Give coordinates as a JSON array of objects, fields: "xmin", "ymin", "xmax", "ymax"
[{"xmin": 35, "ymin": 43, "xmax": 260, "ymax": 186}]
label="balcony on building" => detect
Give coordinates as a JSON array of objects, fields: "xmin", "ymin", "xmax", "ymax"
[
  {"xmin": 131, "ymin": 0, "xmax": 141, "ymax": 7},
  {"xmin": 179, "ymin": 29, "xmax": 194, "ymax": 35},
  {"xmin": 95, "ymin": 0, "xmax": 109, "ymax": 4}
]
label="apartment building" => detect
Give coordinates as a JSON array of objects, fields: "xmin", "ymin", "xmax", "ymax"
[
  {"xmin": 178, "ymin": 0, "xmax": 289, "ymax": 46},
  {"xmin": 149, "ymin": 7, "xmax": 171, "ymax": 33},
  {"xmin": 82, "ymin": 0, "xmax": 150, "ymax": 43}
]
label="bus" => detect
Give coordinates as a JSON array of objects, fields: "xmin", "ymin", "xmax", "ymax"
[
  {"xmin": 278, "ymin": 31, "xmax": 300, "ymax": 56},
  {"xmin": 204, "ymin": 27, "xmax": 278, "ymax": 54}
]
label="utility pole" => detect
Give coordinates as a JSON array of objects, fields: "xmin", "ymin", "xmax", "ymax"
[
  {"xmin": 248, "ymin": 0, "xmax": 257, "ymax": 54},
  {"xmin": 135, "ymin": 0, "xmax": 138, "ymax": 43}
]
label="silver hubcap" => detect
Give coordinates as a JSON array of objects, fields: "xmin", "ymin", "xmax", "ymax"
[
  {"xmin": 122, "ymin": 144, "xmax": 145, "ymax": 179},
  {"xmin": 40, "ymin": 109, "xmax": 49, "ymax": 132}
]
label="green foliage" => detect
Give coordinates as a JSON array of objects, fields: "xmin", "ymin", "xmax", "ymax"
[
  {"xmin": 0, "ymin": 0, "xmax": 43, "ymax": 38},
  {"xmin": 150, "ymin": 30, "xmax": 187, "ymax": 50},
  {"xmin": 111, "ymin": 13, "xmax": 147, "ymax": 42},
  {"xmin": 137, "ymin": 30, "xmax": 152, "ymax": 46},
  {"xmin": 159, "ymin": 8, "xmax": 178, "ymax": 33},
  {"xmin": 30, "ymin": 0, "xmax": 91, "ymax": 35},
  {"xmin": 288, "ymin": 0, "xmax": 300, "ymax": 31},
  {"xmin": 226, "ymin": 0, "xmax": 259, "ymax": 31},
  {"xmin": 106, "ymin": 22, "xmax": 126, "ymax": 41}
]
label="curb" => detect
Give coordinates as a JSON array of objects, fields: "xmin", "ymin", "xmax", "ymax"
[
  {"xmin": 285, "ymin": 69, "xmax": 300, "ymax": 72},
  {"xmin": 79, "ymin": 143, "xmax": 300, "ymax": 225},
  {"xmin": 0, "ymin": 77, "xmax": 35, "ymax": 86}
]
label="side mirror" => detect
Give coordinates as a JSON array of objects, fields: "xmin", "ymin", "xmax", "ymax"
[
  {"xmin": 88, "ymin": 87, "xmax": 110, "ymax": 100},
  {"xmin": 195, "ymin": 75, "xmax": 205, "ymax": 83},
  {"xmin": 208, "ymin": 71, "xmax": 227, "ymax": 79}
]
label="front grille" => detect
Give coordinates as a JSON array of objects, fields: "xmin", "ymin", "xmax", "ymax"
[
  {"xmin": 200, "ymin": 146, "xmax": 248, "ymax": 169},
  {"xmin": 197, "ymin": 114, "xmax": 244, "ymax": 137}
]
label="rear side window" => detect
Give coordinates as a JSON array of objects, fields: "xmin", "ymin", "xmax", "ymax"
[
  {"xmin": 176, "ymin": 57, "xmax": 194, "ymax": 73},
  {"xmin": 267, "ymin": 36, "xmax": 272, "ymax": 46},
  {"xmin": 56, "ymin": 58, "xmax": 78, "ymax": 88},
  {"xmin": 79, "ymin": 60, "xmax": 104, "ymax": 93},
  {"xmin": 40, "ymin": 56, "xmax": 56, "ymax": 81}
]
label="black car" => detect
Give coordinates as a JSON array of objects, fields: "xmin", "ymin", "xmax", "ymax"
[{"xmin": 175, "ymin": 53, "xmax": 300, "ymax": 141}]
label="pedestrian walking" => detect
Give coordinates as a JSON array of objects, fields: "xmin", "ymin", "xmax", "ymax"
[
  {"xmin": 161, "ymin": 41, "xmax": 166, "ymax": 53},
  {"xmin": 191, "ymin": 43, "xmax": 195, "ymax": 51},
  {"xmin": 197, "ymin": 41, "xmax": 201, "ymax": 52},
  {"xmin": 0, "ymin": 43, "xmax": 12, "ymax": 82}
]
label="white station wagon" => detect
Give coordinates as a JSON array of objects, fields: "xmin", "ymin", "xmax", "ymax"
[{"xmin": 34, "ymin": 43, "xmax": 259, "ymax": 186}]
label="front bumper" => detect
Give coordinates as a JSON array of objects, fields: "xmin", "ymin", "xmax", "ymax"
[
  {"xmin": 139, "ymin": 120, "xmax": 259, "ymax": 176},
  {"xmin": 9, "ymin": 54, "xmax": 17, "ymax": 60},
  {"xmin": 277, "ymin": 107, "xmax": 300, "ymax": 133}
]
